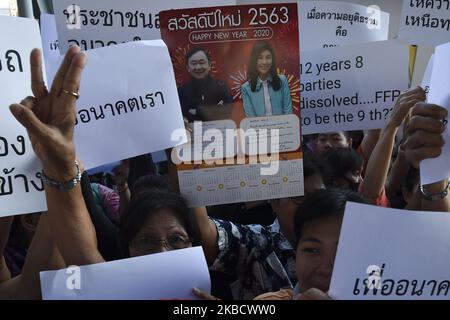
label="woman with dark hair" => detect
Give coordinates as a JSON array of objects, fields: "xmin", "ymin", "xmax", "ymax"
[
  {"xmin": 241, "ymin": 41, "xmax": 292, "ymax": 117},
  {"xmin": 120, "ymin": 189, "xmax": 200, "ymax": 257}
]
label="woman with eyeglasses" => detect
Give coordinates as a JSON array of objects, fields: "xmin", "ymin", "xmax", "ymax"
[{"xmin": 119, "ymin": 189, "xmax": 200, "ymax": 257}]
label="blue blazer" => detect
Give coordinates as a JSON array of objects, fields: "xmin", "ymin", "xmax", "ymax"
[{"xmin": 241, "ymin": 74, "xmax": 292, "ymax": 117}]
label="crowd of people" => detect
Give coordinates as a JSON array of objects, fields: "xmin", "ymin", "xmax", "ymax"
[{"xmin": 0, "ymin": 42, "xmax": 449, "ymax": 301}]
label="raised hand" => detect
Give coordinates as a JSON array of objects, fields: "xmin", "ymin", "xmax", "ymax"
[
  {"xmin": 387, "ymin": 86, "xmax": 426, "ymax": 129},
  {"xmin": 9, "ymin": 46, "xmax": 87, "ymax": 181},
  {"xmin": 294, "ymin": 288, "xmax": 331, "ymax": 300},
  {"xmin": 403, "ymin": 102, "xmax": 447, "ymax": 168}
]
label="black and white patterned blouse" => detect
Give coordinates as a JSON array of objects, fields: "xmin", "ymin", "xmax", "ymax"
[{"xmin": 210, "ymin": 218, "xmax": 297, "ymax": 300}]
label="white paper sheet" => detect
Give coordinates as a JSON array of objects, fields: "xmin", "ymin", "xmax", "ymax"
[
  {"xmin": 67, "ymin": 40, "xmax": 187, "ymax": 169},
  {"xmin": 410, "ymin": 45, "xmax": 434, "ymax": 89},
  {"xmin": 299, "ymin": 1, "xmax": 389, "ymax": 50},
  {"xmin": 398, "ymin": 0, "xmax": 450, "ymax": 47},
  {"xmin": 329, "ymin": 202, "xmax": 450, "ymax": 300},
  {"xmin": 238, "ymin": 0, "xmax": 389, "ymax": 50},
  {"xmin": 40, "ymin": 13, "xmax": 60, "ymax": 83},
  {"xmin": 420, "ymin": 42, "xmax": 450, "ymax": 185},
  {"xmin": 421, "ymin": 54, "xmax": 434, "ymax": 95},
  {"xmin": 53, "ymin": 0, "xmax": 237, "ymax": 53},
  {"xmin": 300, "ymin": 40, "xmax": 409, "ymax": 134},
  {"xmin": 0, "ymin": 16, "xmax": 47, "ymax": 217},
  {"xmin": 40, "ymin": 247, "xmax": 211, "ymax": 300}
]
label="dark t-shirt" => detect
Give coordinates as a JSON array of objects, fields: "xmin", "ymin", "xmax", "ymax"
[{"xmin": 178, "ymin": 76, "xmax": 233, "ymax": 122}]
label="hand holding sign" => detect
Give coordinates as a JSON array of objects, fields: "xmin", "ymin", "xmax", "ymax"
[
  {"xmin": 403, "ymin": 102, "xmax": 447, "ymax": 169},
  {"xmin": 388, "ymin": 86, "xmax": 426, "ymax": 129},
  {"xmin": 295, "ymin": 288, "xmax": 331, "ymax": 300},
  {"xmin": 9, "ymin": 46, "xmax": 87, "ymax": 182}
]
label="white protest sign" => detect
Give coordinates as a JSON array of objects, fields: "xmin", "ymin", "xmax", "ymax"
[
  {"xmin": 53, "ymin": 0, "xmax": 237, "ymax": 54},
  {"xmin": 421, "ymin": 54, "xmax": 433, "ymax": 95},
  {"xmin": 420, "ymin": 42, "xmax": 450, "ymax": 185},
  {"xmin": 40, "ymin": 13, "xmax": 60, "ymax": 83},
  {"xmin": 70, "ymin": 40, "xmax": 187, "ymax": 169},
  {"xmin": 329, "ymin": 202, "xmax": 450, "ymax": 300},
  {"xmin": 40, "ymin": 247, "xmax": 211, "ymax": 300},
  {"xmin": 0, "ymin": 16, "xmax": 47, "ymax": 217},
  {"xmin": 410, "ymin": 45, "xmax": 434, "ymax": 88},
  {"xmin": 237, "ymin": 1, "xmax": 389, "ymax": 50},
  {"xmin": 300, "ymin": 40, "xmax": 409, "ymax": 134},
  {"xmin": 299, "ymin": 1, "xmax": 389, "ymax": 50},
  {"xmin": 398, "ymin": 0, "xmax": 450, "ymax": 46}
]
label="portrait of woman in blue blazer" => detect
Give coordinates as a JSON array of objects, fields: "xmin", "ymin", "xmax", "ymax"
[{"xmin": 241, "ymin": 41, "xmax": 293, "ymax": 118}]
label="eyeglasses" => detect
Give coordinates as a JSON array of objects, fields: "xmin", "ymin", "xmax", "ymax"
[{"xmin": 131, "ymin": 234, "xmax": 192, "ymax": 252}]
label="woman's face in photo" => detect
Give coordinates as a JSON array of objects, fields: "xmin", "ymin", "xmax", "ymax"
[
  {"xmin": 256, "ymin": 49, "xmax": 273, "ymax": 79},
  {"xmin": 187, "ymin": 50, "xmax": 211, "ymax": 80}
]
